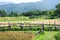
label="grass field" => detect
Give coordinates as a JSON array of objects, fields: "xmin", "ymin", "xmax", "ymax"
[
  {"xmin": 0, "ymin": 31, "xmax": 35, "ymax": 40},
  {"xmin": 0, "ymin": 17, "xmax": 60, "ymax": 25},
  {"xmin": 0, "ymin": 17, "xmax": 59, "ymax": 22},
  {"xmin": 0, "ymin": 17, "xmax": 59, "ymax": 40},
  {"xmin": 0, "ymin": 31, "xmax": 58, "ymax": 40},
  {"xmin": 0, "ymin": 17, "xmax": 45, "ymax": 22},
  {"xmin": 34, "ymin": 31, "xmax": 58, "ymax": 40}
]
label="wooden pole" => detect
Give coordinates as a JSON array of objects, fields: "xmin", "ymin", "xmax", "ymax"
[
  {"xmin": 29, "ymin": 23, "xmax": 32, "ymax": 30},
  {"xmin": 19, "ymin": 23, "xmax": 24, "ymax": 30},
  {"xmin": 54, "ymin": 21, "xmax": 57, "ymax": 31}
]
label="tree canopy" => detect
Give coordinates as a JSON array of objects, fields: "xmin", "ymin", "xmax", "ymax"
[
  {"xmin": 0, "ymin": 10, "xmax": 7, "ymax": 17},
  {"xmin": 0, "ymin": 4, "xmax": 60, "ymax": 19}
]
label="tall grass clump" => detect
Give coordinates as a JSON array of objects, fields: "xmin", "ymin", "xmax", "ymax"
[{"xmin": 55, "ymin": 31, "xmax": 60, "ymax": 40}]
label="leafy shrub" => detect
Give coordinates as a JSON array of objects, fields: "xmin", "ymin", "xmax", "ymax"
[
  {"xmin": 55, "ymin": 31, "xmax": 60, "ymax": 40},
  {"xmin": 44, "ymin": 27, "xmax": 59, "ymax": 31},
  {"xmin": 44, "ymin": 27, "xmax": 49, "ymax": 31}
]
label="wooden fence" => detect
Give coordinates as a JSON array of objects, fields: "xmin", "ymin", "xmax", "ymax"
[{"xmin": 0, "ymin": 21, "xmax": 60, "ymax": 31}]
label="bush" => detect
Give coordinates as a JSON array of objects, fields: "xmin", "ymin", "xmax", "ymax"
[
  {"xmin": 44, "ymin": 27, "xmax": 59, "ymax": 31},
  {"xmin": 44, "ymin": 27, "xmax": 49, "ymax": 31},
  {"xmin": 55, "ymin": 31, "xmax": 60, "ymax": 40}
]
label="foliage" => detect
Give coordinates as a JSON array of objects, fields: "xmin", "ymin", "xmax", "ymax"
[
  {"xmin": 9, "ymin": 12, "xmax": 18, "ymax": 17},
  {"xmin": 34, "ymin": 31, "xmax": 57, "ymax": 40},
  {"xmin": 0, "ymin": 4, "xmax": 60, "ymax": 19},
  {"xmin": 55, "ymin": 31, "xmax": 60, "ymax": 40},
  {"xmin": 55, "ymin": 4, "xmax": 60, "ymax": 18},
  {"xmin": 0, "ymin": 10, "xmax": 7, "ymax": 17}
]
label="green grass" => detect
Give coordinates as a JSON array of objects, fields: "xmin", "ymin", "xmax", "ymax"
[
  {"xmin": 0, "ymin": 16, "xmax": 56, "ymax": 22},
  {"xmin": 0, "ymin": 31, "xmax": 58, "ymax": 40},
  {"xmin": 34, "ymin": 31, "xmax": 58, "ymax": 40}
]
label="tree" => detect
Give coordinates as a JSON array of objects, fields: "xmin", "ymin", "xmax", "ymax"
[
  {"xmin": 9, "ymin": 12, "xmax": 18, "ymax": 17},
  {"xmin": 56, "ymin": 4, "xmax": 60, "ymax": 10},
  {"xmin": 21, "ymin": 11, "xmax": 32, "ymax": 16},
  {"xmin": 49, "ymin": 10, "xmax": 56, "ymax": 19},
  {"xmin": 0, "ymin": 10, "xmax": 7, "ymax": 17},
  {"xmin": 55, "ymin": 4, "xmax": 60, "ymax": 18},
  {"xmin": 21, "ymin": 10, "xmax": 42, "ymax": 19}
]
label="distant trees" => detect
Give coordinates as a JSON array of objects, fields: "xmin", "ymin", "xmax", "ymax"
[
  {"xmin": 56, "ymin": 4, "xmax": 60, "ymax": 10},
  {"xmin": 47, "ymin": 10, "xmax": 56, "ymax": 19},
  {"xmin": 9, "ymin": 12, "xmax": 18, "ymax": 17},
  {"xmin": 0, "ymin": 10, "xmax": 18, "ymax": 17},
  {"xmin": 21, "ymin": 10, "xmax": 56, "ymax": 19},
  {"xmin": 21, "ymin": 10, "xmax": 42, "ymax": 19},
  {"xmin": 0, "ymin": 4, "xmax": 60, "ymax": 19},
  {"xmin": 0, "ymin": 10, "xmax": 7, "ymax": 17},
  {"xmin": 55, "ymin": 4, "xmax": 60, "ymax": 18}
]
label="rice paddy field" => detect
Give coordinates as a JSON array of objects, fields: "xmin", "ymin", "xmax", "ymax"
[
  {"xmin": 0, "ymin": 31, "xmax": 58, "ymax": 40},
  {"xmin": 0, "ymin": 31, "xmax": 35, "ymax": 40},
  {"xmin": 0, "ymin": 17, "xmax": 60, "ymax": 40},
  {"xmin": 0, "ymin": 17, "xmax": 60, "ymax": 26},
  {"xmin": 0, "ymin": 17, "xmax": 44, "ymax": 22},
  {"xmin": 0, "ymin": 17, "xmax": 60, "ymax": 22}
]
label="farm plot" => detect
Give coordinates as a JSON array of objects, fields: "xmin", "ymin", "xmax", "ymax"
[
  {"xmin": 0, "ymin": 31, "xmax": 35, "ymax": 40},
  {"xmin": 0, "ymin": 31, "xmax": 58, "ymax": 40}
]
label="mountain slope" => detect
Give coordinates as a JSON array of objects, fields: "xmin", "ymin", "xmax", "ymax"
[
  {"xmin": 0, "ymin": 0, "xmax": 60, "ymax": 13},
  {"xmin": 0, "ymin": 2, "xmax": 13, "ymax": 5}
]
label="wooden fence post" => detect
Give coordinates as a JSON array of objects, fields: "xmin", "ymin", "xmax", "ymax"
[
  {"xmin": 54, "ymin": 21, "xmax": 57, "ymax": 31},
  {"xmin": 0, "ymin": 24, "xmax": 1, "ymax": 28},
  {"xmin": 19, "ymin": 23, "xmax": 24, "ymax": 30},
  {"xmin": 41, "ymin": 23, "xmax": 44, "ymax": 33},
  {"xmin": 39, "ymin": 22, "xmax": 44, "ymax": 34},
  {"xmin": 49, "ymin": 21, "xmax": 51, "ymax": 31},
  {"xmin": 29, "ymin": 23, "xmax": 32, "ymax": 30},
  {"xmin": 8, "ymin": 23, "xmax": 11, "ymax": 28}
]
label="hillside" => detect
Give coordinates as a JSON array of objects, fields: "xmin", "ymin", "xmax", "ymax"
[{"xmin": 0, "ymin": 0, "xmax": 60, "ymax": 13}]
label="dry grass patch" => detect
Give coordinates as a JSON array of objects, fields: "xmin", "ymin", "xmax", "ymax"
[{"xmin": 0, "ymin": 31, "xmax": 35, "ymax": 40}]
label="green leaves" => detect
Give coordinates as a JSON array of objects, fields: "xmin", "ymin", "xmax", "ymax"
[
  {"xmin": 9, "ymin": 12, "xmax": 18, "ymax": 17},
  {"xmin": 0, "ymin": 10, "xmax": 7, "ymax": 17}
]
